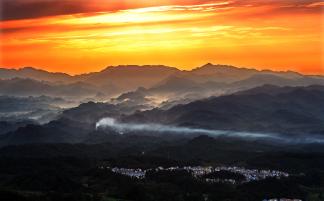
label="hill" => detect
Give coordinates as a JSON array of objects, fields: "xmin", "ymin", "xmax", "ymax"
[{"xmin": 123, "ymin": 85, "xmax": 324, "ymax": 135}]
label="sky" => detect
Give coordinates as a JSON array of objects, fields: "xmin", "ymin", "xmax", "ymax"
[{"xmin": 0, "ymin": 0, "xmax": 323, "ymax": 75}]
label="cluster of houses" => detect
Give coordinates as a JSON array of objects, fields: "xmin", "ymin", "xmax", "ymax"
[
  {"xmin": 99, "ymin": 165, "xmax": 289, "ymax": 184},
  {"xmin": 110, "ymin": 167, "xmax": 146, "ymax": 179},
  {"xmin": 262, "ymin": 199, "xmax": 302, "ymax": 201},
  {"xmin": 214, "ymin": 166, "xmax": 289, "ymax": 183}
]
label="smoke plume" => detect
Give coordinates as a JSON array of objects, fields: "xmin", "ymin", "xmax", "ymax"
[{"xmin": 95, "ymin": 117, "xmax": 324, "ymax": 144}]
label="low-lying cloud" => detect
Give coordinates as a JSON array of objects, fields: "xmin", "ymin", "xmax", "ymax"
[{"xmin": 95, "ymin": 117, "xmax": 324, "ymax": 144}]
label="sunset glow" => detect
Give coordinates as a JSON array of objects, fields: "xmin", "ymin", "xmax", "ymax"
[{"xmin": 0, "ymin": 0, "xmax": 323, "ymax": 75}]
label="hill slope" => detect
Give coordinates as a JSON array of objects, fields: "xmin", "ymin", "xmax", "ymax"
[{"xmin": 123, "ymin": 85, "xmax": 324, "ymax": 135}]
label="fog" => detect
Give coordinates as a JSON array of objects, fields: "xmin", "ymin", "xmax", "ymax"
[{"xmin": 96, "ymin": 117, "xmax": 324, "ymax": 144}]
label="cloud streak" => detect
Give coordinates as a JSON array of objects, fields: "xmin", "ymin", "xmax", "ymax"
[
  {"xmin": 1, "ymin": 0, "xmax": 322, "ymax": 21},
  {"xmin": 95, "ymin": 117, "xmax": 324, "ymax": 144}
]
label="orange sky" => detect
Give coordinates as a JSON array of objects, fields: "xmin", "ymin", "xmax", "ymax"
[{"xmin": 0, "ymin": 0, "xmax": 323, "ymax": 75}]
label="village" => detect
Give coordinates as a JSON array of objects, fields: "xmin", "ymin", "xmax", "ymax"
[{"xmin": 98, "ymin": 165, "xmax": 289, "ymax": 184}]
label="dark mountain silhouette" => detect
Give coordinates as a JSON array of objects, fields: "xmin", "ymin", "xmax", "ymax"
[
  {"xmin": 0, "ymin": 119, "xmax": 92, "ymax": 145},
  {"xmin": 1, "ymin": 85, "xmax": 324, "ymax": 146},
  {"xmin": 113, "ymin": 70, "xmax": 324, "ymax": 109},
  {"xmin": 81, "ymin": 65, "xmax": 179, "ymax": 92},
  {"xmin": 60, "ymin": 101, "xmax": 146, "ymax": 123},
  {"xmin": 0, "ymin": 101, "xmax": 149, "ymax": 146},
  {"xmin": 123, "ymin": 85, "xmax": 324, "ymax": 135},
  {"xmin": 0, "ymin": 120, "xmax": 35, "ymax": 135}
]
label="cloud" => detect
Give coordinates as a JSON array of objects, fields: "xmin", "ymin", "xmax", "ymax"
[
  {"xmin": 0, "ymin": 0, "xmax": 208, "ymax": 21},
  {"xmin": 0, "ymin": 0, "xmax": 146, "ymax": 21},
  {"xmin": 121, "ymin": 1, "xmax": 233, "ymax": 13},
  {"xmin": 1, "ymin": 0, "xmax": 322, "ymax": 21},
  {"xmin": 1, "ymin": 0, "xmax": 322, "ymax": 75},
  {"xmin": 95, "ymin": 117, "xmax": 280, "ymax": 139},
  {"xmin": 1, "ymin": 0, "xmax": 89, "ymax": 21}
]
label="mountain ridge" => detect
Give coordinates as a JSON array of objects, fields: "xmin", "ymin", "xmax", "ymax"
[
  {"xmin": 1, "ymin": 85, "xmax": 323, "ymax": 147},
  {"xmin": 1, "ymin": 64, "xmax": 324, "ymax": 110},
  {"xmin": 122, "ymin": 85, "xmax": 324, "ymax": 135},
  {"xmin": 1, "ymin": 63, "xmax": 322, "ymax": 77}
]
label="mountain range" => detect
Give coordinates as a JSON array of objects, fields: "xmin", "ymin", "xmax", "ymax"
[
  {"xmin": 1, "ymin": 64, "xmax": 323, "ymax": 103},
  {"xmin": 1, "ymin": 85, "xmax": 323, "ymax": 146},
  {"xmin": 122, "ymin": 85, "xmax": 324, "ymax": 135},
  {"xmin": 0, "ymin": 64, "xmax": 323, "ymax": 146}
]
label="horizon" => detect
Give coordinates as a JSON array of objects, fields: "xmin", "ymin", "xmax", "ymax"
[
  {"xmin": 1, "ymin": 0, "xmax": 323, "ymax": 75},
  {"xmin": 2, "ymin": 62, "xmax": 323, "ymax": 77}
]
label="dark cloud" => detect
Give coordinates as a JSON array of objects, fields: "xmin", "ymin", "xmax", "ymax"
[
  {"xmin": 232, "ymin": 0, "xmax": 322, "ymax": 6},
  {"xmin": 0, "ymin": 0, "xmax": 98, "ymax": 21},
  {"xmin": 3, "ymin": 0, "xmax": 91, "ymax": 20},
  {"xmin": 0, "ymin": 0, "xmax": 322, "ymax": 21}
]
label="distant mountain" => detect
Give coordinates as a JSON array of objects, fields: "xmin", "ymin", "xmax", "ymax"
[
  {"xmin": 0, "ymin": 65, "xmax": 180, "ymax": 97},
  {"xmin": 60, "ymin": 101, "xmax": 146, "ymax": 123},
  {"xmin": 112, "ymin": 87, "xmax": 152, "ymax": 107},
  {"xmin": 113, "ymin": 76, "xmax": 226, "ymax": 109},
  {"xmin": 0, "ymin": 96, "xmax": 59, "ymax": 112},
  {"xmin": 230, "ymin": 74, "xmax": 296, "ymax": 89},
  {"xmin": 0, "ymin": 95, "xmax": 76, "ymax": 123},
  {"xmin": 0, "ymin": 67, "xmax": 72, "ymax": 83},
  {"xmin": 81, "ymin": 65, "xmax": 180, "ymax": 92},
  {"xmin": 150, "ymin": 75, "xmax": 204, "ymax": 95},
  {"xmin": 188, "ymin": 63, "xmax": 259, "ymax": 83},
  {"xmin": 83, "ymin": 64, "xmax": 321, "ymax": 95},
  {"xmin": 0, "ymin": 78, "xmax": 103, "ymax": 100},
  {"xmin": 230, "ymin": 74, "xmax": 324, "ymax": 89},
  {"xmin": 182, "ymin": 63, "xmax": 303, "ymax": 83},
  {"xmin": 236, "ymin": 84, "xmax": 324, "ymax": 96},
  {"xmin": 113, "ymin": 70, "xmax": 324, "ymax": 109},
  {"xmin": 123, "ymin": 85, "xmax": 324, "ymax": 135},
  {"xmin": 0, "ymin": 101, "xmax": 149, "ymax": 145},
  {"xmin": 1, "ymin": 64, "xmax": 324, "ymax": 121},
  {"xmin": 1, "ymin": 64, "xmax": 323, "ymax": 102}
]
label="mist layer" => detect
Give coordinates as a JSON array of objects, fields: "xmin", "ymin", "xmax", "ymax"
[{"xmin": 95, "ymin": 117, "xmax": 324, "ymax": 144}]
